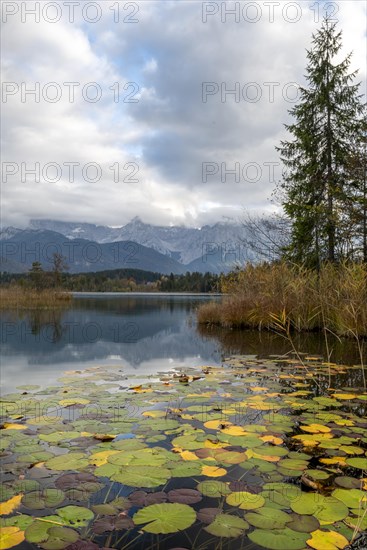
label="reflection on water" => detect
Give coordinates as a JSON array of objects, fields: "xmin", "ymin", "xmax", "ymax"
[
  {"xmin": 1, "ymin": 295, "xmax": 223, "ymax": 392},
  {"xmin": 1, "ymin": 293, "xmax": 365, "ymax": 392}
]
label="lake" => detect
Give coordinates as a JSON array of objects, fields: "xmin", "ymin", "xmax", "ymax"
[
  {"xmin": 1, "ymin": 294, "xmax": 366, "ymax": 550},
  {"xmin": 1, "ymin": 293, "xmax": 364, "ymax": 393}
]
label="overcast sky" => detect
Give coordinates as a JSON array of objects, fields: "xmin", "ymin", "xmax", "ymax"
[{"xmin": 1, "ymin": 0, "xmax": 366, "ymax": 229}]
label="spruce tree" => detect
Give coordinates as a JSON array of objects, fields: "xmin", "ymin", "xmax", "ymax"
[{"xmin": 276, "ymin": 17, "xmax": 365, "ymax": 266}]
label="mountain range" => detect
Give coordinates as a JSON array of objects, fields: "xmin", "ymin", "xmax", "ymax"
[{"xmin": 0, "ymin": 218, "xmax": 256, "ymax": 274}]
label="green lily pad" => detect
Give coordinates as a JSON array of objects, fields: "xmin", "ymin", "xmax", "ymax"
[
  {"xmin": 248, "ymin": 527, "xmax": 309, "ymax": 549},
  {"xmin": 197, "ymin": 480, "xmax": 231, "ymax": 497},
  {"xmin": 245, "ymin": 507, "xmax": 291, "ymax": 529},
  {"xmin": 291, "ymin": 494, "xmax": 349, "ymax": 524},
  {"xmin": 0, "ymin": 514, "xmax": 34, "ymax": 530},
  {"xmin": 304, "ymin": 469, "xmax": 330, "ymax": 480},
  {"xmin": 45, "ymin": 453, "xmax": 89, "ymax": 471},
  {"xmin": 113, "ymin": 466, "xmax": 172, "ymax": 488},
  {"xmin": 346, "ymin": 457, "xmax": 367, "ymax": 469},
  {"xmin": 56, "ymin": 506, "xmax": 94, "ymax": 527},
  {"xmin": 25, "ymin": 517, "xmax": 63, "ymax": 543},
  {"xmin": 168, "ymin": 462, "xmax": 202, "ymax": 477},
  {"xmin": 22, "ymin": 489, "xmax": 65, "ymax": 510},
  {"xmin": 205, "ymin": 514, "xmax": 249, "ymax": 537},
  {"xmin": 39, "ymin": 526, "xmax": 79, "ymax": 550},
  {"xmin": 171, "ymin": 434, "xmax": 206, "ymax": 450},
  {"xmin": 133, "ymin": 503, "xmax": 196, "ymax": 534},
  {"xmin": 332, "ymin": 488, "xmax": 367, "ymax": 509},
  {"xmin": 226, "ymin": 491, "xmax": 265, "ymax": 510}
]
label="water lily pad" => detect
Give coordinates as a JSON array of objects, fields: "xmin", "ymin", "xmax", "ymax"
[
  {"xmin": 93, "ymin": 516, "xmax": 134, "ymax": 534},
  {"xmin": 25, "ymin": 518, "xmax": 64, "ymax": 544},
  {"xmin": 291, "ymin": 494, "xmax": 349, "ymax": 524},
  {"xmin": 0, "ymin": 495, "xmax": 22, "ymax": 516},
  {"xmin": 277, "ymin": 458, "xmax": 309, "ymax": 471},
  {"xmin": 39, "ymin": 526, "xmax": 79, "ymax": 550},
  {"xmin": 201, "ymin": 465, "xmax": 227, "ymax": 477},
  {"xmin": 133, "ymin": 503, "xmax": 196, "ymax": 534},
  {"xmin": 0, "ymin": 515, "xmax": 34, "ymax": 530},
  {"xmin": 248, "ymin": 527, "xmax": 309, "ymax": 549},
  {"xmin": 196, "ymin": 480, "xmax": 230, "ymax": 497},
  {"xmin": 332, "ymin": 488, "xmax": 367, "ymax": 509},
  {"xmin": 226, "ymin": 491, "xmax": 265, "ymax": 510},
  {"xmin": 168, "ymin": 462, "xmax": 202, "ymax": 477},
  {"xmin": 128, "ymin": 491, "xmax": 166, "ymax": 507},
  {"xmin": 287, "ymin": 513, "xmax": 320, "ymax": 533},
  {"xmin": 167, "ymin": 489, "xmax": 202, "ymax": 504},
  {"xmin": 204, "ymin": 514, "xmax": 249, "ymax": 537},
  {"xmin": 56, "ymin": 506, "xmax": 94, "ymax": 528},
  {"xmin": 113, "ymin": 466, "xmax": 171, "ymax": 488},
  {"xmin": 55, "ymin": 473, "xmax": 102, "ymax": 495},
  {"xmin": 304, "ymin": 469, "xmax": 330, "ymax": 480},
  {"xmin": 346, "ymin": 457, "xmax": 367, "ymax": 469},
  {"xmin": 0, "ymin": 526, "xmax": 25, "ymax": 549},
  {"xmin": 334, "ymin": 476, "xmax": 362, "ymax": 489},
  {"xmin": 107, "ymin": 448, "xmax": 168, "ymax": 467},
  {"xmin": 45, "ymin": 453, "xmax": 89, "ymax": 471},
  {"xmin": 245, "ymin": 507, "xmax": 291, "ymax": 529},
  {"xmin": 22, "ymin": 489, "xmax": 65, "ymax": 510},
  {"xmin": 306, "ymin": 529, "xmax": 349, "ymax": 550},
  {"xmin": 197, "ymin": 508, "xmax": 220, "ymax": 524}
]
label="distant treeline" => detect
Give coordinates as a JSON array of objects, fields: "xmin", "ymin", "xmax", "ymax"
[{"xmin": 0, "ymin": 267, "xmax": 220, "ymax": 293}]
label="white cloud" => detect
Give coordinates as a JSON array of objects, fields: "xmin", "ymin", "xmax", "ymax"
[{"xmin": 1, "ymin": 0, "xmax": 366, "ymax": 228}]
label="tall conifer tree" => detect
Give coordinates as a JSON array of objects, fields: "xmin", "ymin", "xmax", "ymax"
[{"xmin": 276, "ymin": 17, "xmax": 365, "ymax": 266}]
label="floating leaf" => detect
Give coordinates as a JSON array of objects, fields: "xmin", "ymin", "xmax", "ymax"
[
  {"xmin": 245, "ymin": 507, "xmax": 291, "ymax": 529},
  {"xmin": 201, "ymin": 465, "xmax": 227, "ymax": 477},
  {"xmin": 59, "ymin": 398, "xmax": 90, "ymax": 406},
  {"xmin": 332, "ymin": 488, "xmax": 367, "ymax": 509},
  {"xmin": 307, "ymin": 529, "xmax": 349, "ymax": 550},
  {"xmin": 260, "ymin": 435, "xmax": 283, "ymax": 445},
  {"xmin": 0, "ymin": 515, "xmax": 34, "ymax": 530},
  {"xmin": 113, "ymin": 466, "xmax": 171, "ymax": 488},
  {"xmin": 0, "ymin": 526, "xmax": 25, "ymax": 549},
  {"xmin": 93, "ymin": 516, "xmax": 134, "ymax": 534},
  {"xmin": 331, "ymin": 393, "xmax": 359, "ymax": 400},
  {"xmin": 167, "ymin": 489, "xmax": 202, "ymax": 504},
  {"xmin": 226, "ymin": 491, "xmax": 265, "ymax": 510},
  {"xmin": 304, "ymin": 470, "xmax": 330, "ymax": 480},
  {"xmin": 25, "ymin": 519, "xmax": 64, "ymax": 544},
  {"xmin": 197, "ymin": 508, "xmax": 220, "ymax": 524},
  {"xmin": 346, "ymin": 457, "xmax": 367, "ymax": 469},
  {"xmin": 0, "ymin": 495, "xmax": 22, "ymax": 516},
  {"xmin": 248, "ymin": 527, "xmax": 309, "ymax": 549},
  {"xmin": 45, "ymin": 453, "xmax": 89, "ymax": 471},
  {"xmin": 55, "ymin": 473, "xmax": 102, "ymax": 494},
  {"xmin": 133, "ymin": 503, "xmax": 196, "ymax": 534},
  {"xmin": 291, "ymin": 494, "xmax": 348, "ymax": 524},
  {"xmin": 334, "ymin": 476, "xmax": 361, "ymax": 489},
  {"xmin": 22, "ymin": 489, "xmax": 65, "ymax": 511},
  {"xmin": 197, "ymin": 480, "xmax": 230, "ymax": 498},
  {"xmin": 277, "ymin": 458, "xmax": 309, "ymax": 471},
  {"xmin": 301, "ymin": 424, "xmax": 331, "ymax": 434},
  {"xmin": 56, "ymin": 506, "xmax": 94, "ymax": 528},
  {"xmin": 1, "ymin": 423, "xmax": 26, "ymax": 431},
  {"xmin": 204, "ymin": 514, "xmax": 249, "ymax": 537},
  {"xmin": 39, "ymin": 526, "xmax": 79, "ymax": 549},
  {"xmin": 287, "ymin": 513, "xmax": 320, "ymax": 533}
]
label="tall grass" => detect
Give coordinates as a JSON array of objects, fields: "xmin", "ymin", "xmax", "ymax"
[
  {"xmin": 0, "ymin": 286, "xmax": 72, "ymax": 310},
  {"xmin": 197, "ymin": 262, "xmax": 367, "ymax": 338}
]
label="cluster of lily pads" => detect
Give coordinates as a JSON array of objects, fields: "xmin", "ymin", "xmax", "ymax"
[{"xmin": 0, "ymin": 354, "xmax": 366, "ymax": 550}]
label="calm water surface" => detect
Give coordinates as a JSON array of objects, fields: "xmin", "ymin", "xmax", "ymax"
[{"xmin": 1, "ymin": 293, "xmax": 365, "ymax": 392}]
